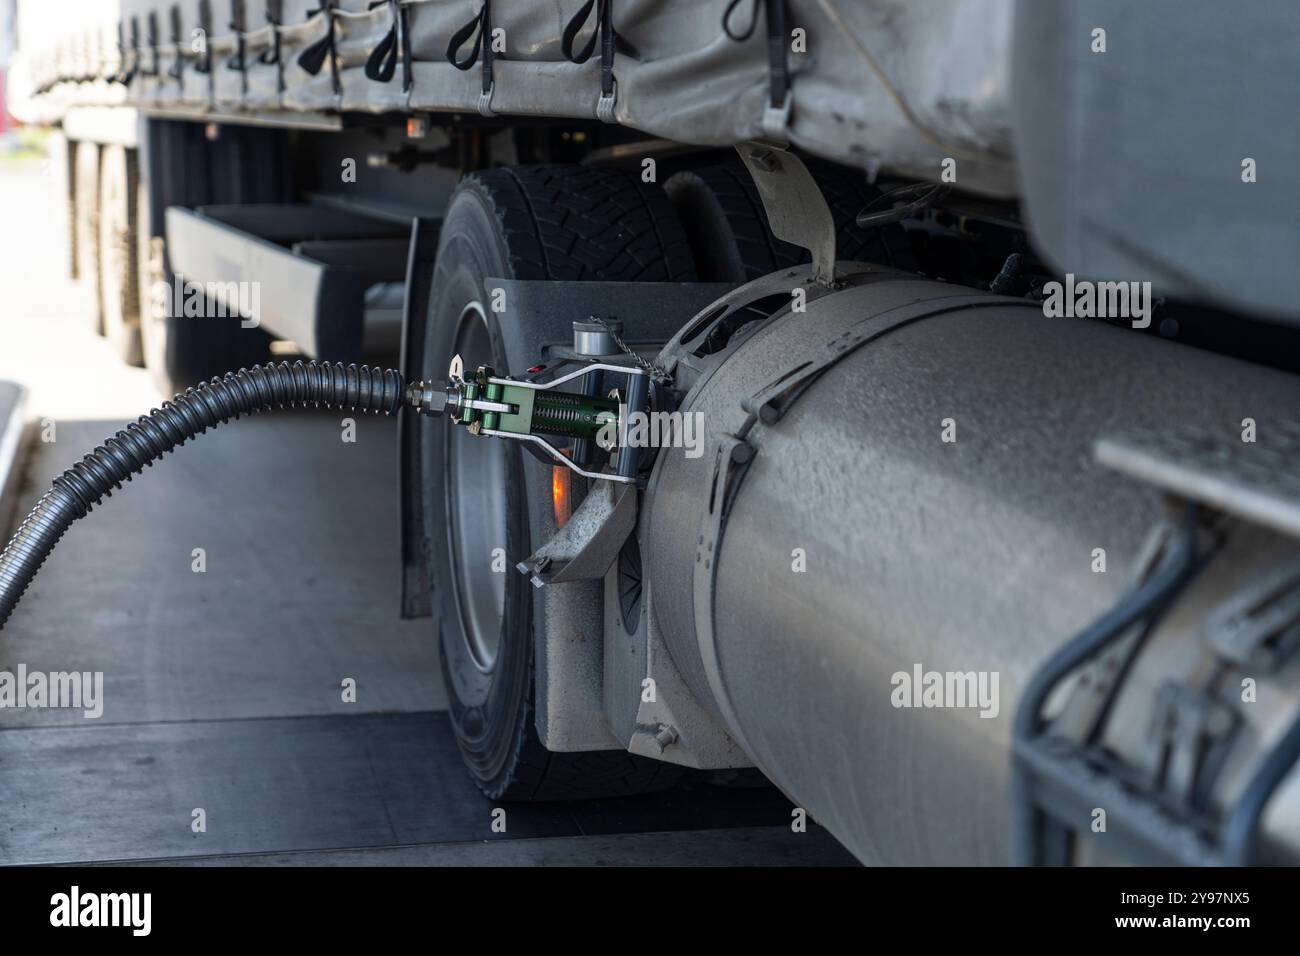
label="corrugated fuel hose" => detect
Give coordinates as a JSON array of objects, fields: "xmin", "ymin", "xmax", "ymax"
[{"xmin": 0, "ymin": 362, "xmax": 411, "ymax": 629}]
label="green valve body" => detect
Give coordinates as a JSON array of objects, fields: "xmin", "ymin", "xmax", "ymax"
[
  {"xmin": 525, "ymin": 389, "xmax": 621, "ymax": 440},
  {"xmin": 468, "ymin": 366, "xmax": 620, "ymax": 441}
]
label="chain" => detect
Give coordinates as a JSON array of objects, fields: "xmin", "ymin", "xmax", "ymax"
[{"xmin": 591, "ymin": 316, "xmax": 672, "ymax": 385}]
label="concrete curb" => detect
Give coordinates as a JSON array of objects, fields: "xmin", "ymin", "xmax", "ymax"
[{"xmin": 0, "ymin": 381, "xmax": 31, "ymax": 538}]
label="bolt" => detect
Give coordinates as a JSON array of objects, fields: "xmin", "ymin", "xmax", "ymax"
[
  {"xmin": 652, "ymin": 724, "xmax": 679, "ymax": 753},
  {"xmin": 748, "ymin": 148, "xmax": 780, "ymax": 172}
]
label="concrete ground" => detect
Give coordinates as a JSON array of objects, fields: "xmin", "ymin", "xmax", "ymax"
[{"xmin": 0, "ymin": 153, "xmax": 855, "ymax": 866}]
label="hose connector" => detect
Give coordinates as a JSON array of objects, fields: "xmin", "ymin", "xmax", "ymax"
[{"xmin": 405, "ymin": 380, "xmax": 452, "ymax": 417}]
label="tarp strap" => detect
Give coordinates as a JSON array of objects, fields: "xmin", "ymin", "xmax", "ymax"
[
  {"xmin": 365, "ymin": 0, "xmax": 401, "ymax": 86},
  {"xmin": 562, "ymin": 0, "xmax": 618, "ymax": 122},
  {"xmin": 168, "ymin": 5, "xmax": 185, "ymax": 82},
  {"xmin": 228, "ymin": 1, "xmax": 248, "ymax": 81},
  {"xmin": 446, "ymin": 2, "xmax": 495, "ymax": 115},
  {"xmin": 115, "ymin": 19, "xmax": 139, "ymax": 86},
  {"xmin": 723, "ymin": 0, "xmax": 792, "ymax": 136},
  {"xmin": 196, "ymin": 0, "xmax": 214, "ymax": 75},
  {"xmin": 298, "ymin": 1, "xmax": 342, "ymax": 95},
  {"xmin": 144, "ymin": 13, "xmax": 162, "ymax": 78},
  {"xmin": 262, "ymin": 2, "xmax": 286, "ymax": 97}
]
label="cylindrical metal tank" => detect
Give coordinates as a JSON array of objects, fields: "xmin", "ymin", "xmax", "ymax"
[{"xmin": 644, "ymin": 270, "xmax": 1300, "ymax": 864}]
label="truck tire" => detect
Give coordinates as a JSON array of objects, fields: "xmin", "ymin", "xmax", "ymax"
[
  {"xmin": 98, "ymin": 145, "xmax": 145, "ymax": 366},
  {"xmin": 422, "ymin": 165, "xmax": 694, "ymax": 800},
  {"xmin": 49, "ymin": 131, "xmax": 77, "ymax": 280},
  {"xmin": 139, "ymin": 121, "xmax": 285, "ymax": 396},
  {"xmin": 664, "ymin": 161, "xmax": 914, "ymax": 282},
  {"xmin": 73, "ymin": 140, "xmax": 103, "ymax": 335}
]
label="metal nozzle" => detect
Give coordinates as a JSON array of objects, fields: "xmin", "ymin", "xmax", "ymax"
[
  {"xmin": 406, "ymin": 379, "xmax": 512, "ymax": 422},
  {"xmin": 406, "ymin": 381, "xmax": 452, "ymax": 417}
]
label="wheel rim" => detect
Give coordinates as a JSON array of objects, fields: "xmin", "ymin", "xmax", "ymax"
[{"xmin": 445, "ymin": 302, "xmax": 509, "ymax": 673}]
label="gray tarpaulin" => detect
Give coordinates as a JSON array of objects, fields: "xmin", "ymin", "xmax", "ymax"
[
  {"xmin": 21, "ymin": 0, "xmax": 1300, "ymax": 323},
  {"xmin": 32, "ymin": 0, "xmax": 1019, "ymax": 196},
  {"xmin": 1012, "ymin": 0, "xmax": 1300, "ymax": 323}
]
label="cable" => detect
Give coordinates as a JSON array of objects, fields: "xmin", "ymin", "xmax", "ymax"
[
  {"xmin": 0, "ymin": 361, "xmax": 406, "ymax": 630},
  {"xmin": 591, "ymin": 316, "xmax": 672, "ymax": 385}
]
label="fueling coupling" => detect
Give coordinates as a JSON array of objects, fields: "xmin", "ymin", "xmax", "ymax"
[
  {"xmin": 0, "ymin": 322, "xmax": 656, "ymax": 630},
  {"xmin": 405, "ymin": 322, "xmax": 654, "ymax": 485}
]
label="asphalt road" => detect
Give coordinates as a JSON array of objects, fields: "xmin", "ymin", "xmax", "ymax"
[{"xmin": 0, "ymin": 153, "xmax": 855, "ymax": 866}]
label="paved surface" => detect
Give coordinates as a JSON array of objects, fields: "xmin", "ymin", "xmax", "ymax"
[{"xmin": 0, "ymin": 155, "xmax": 856, "ymax": 867}]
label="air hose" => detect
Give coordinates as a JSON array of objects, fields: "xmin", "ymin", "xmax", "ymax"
[{"xmin": 0, "ymin": 361, "xmax": 411, "ymax": 629}]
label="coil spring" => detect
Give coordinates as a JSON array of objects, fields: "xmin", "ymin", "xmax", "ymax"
[{"xmin": 538, "ymin": 405, "xmax": 583, "ymax": 425}]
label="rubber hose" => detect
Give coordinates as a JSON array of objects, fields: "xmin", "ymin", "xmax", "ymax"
[{"xmin": 0, "ymin": 361, "xmax": 406, "ymax": 629}]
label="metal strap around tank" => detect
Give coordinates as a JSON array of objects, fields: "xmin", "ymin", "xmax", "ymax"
[
  {"xmin": 693, "ymin": 291, "xmax": 1037, "ymax": 754},
  {"xmin": 693, "ymin": 433, "xmax": 758, "ymax": 755},
  {"xmin": 740, "ymin": 294, "xmax": 1042, "ymax": 431}
]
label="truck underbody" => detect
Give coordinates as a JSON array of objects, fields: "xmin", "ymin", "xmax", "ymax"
[{"xmin": 4, "ymin": 0, "xmax": 1300, "ymax": 869}]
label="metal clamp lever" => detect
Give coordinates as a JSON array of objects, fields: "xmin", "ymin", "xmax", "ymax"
[{"xmin": 406, "ymin": 355, "xmax": 650, "ymax": 485}]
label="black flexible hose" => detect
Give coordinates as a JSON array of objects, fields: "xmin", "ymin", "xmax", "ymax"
[{"xmin": 0, "ymin": 361, "xmax": 407, "ymax": 630}]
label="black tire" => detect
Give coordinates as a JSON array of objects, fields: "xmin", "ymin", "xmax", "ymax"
[
  {"xmin": 139, "ymin": 121, "xmax": 288, "ymax": 396},
  {"xmin": 73, "ymin": 141, "xmax": 103, "ymax": 334},
  {"xmin": 98, "ymin": 145, "xmax": 145, "ymax": 367},
  {"xmin": 423, "ymin": 165, "xmax": 693, "ymax": 801},
  {"xmin": 141, "ymin": 275, "xmax": 274, "ymax": 397},
  {"xmin": 664, "ymin": 161, "xmax": 915, "ymax": 282}
]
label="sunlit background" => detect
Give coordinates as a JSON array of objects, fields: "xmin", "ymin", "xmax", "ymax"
[{"xmin": 1, "ymin": 0, "xmax": 160, "ymax": 421}]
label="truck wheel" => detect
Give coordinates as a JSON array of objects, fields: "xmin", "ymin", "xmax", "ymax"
[
  {"xmin": 140, "ymin": 282, "xmax": 274, "ymax": 397},
  {"xmin": 423, "ymin": 166, "xmax": 694, "ymax": 800},
  {"xmin": 98, "ymin": 145, "xmax": 144, "ymax": 366},
  {"xmin": 664, "ymin": 161, "xmax": 914, "ymax": 282},
  {"xmin": 49, "ymin": 131, "xmax": 77, "ymax": 280},
  {"xmin": 139, "ymin": 121, "xmax": 280, "ymax": 396},
  {"xmin": 73, "ymin": 141, "xmax": 104, "ymax": 335}
]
